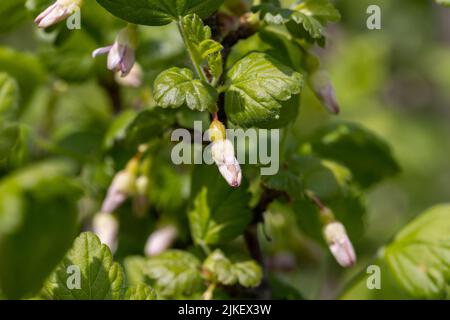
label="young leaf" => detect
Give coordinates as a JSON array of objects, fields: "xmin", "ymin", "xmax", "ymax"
[
  {"xmin": 0, "ymin": 160, "xmax": 80, "ymax": 299},
  {"xmin": 154, "ymin": 67, "xmax": 218, "ymax": 112},
  {"xmin": 253, "ymin": 0, "xmax": 340, "ymax": 45},
  {"xmin": 309, "ymin": 122, "xmax": 400, "ymax": 188},
  {"xmin": 203, "ymin": 250, "xmax": 262, "ymax": 288},
  {"xmin": 123, "ymin": 284, "xmax": 157, "ymax": 300},
  {"xmin": 144, "ymin": 250, "xmax": 204, "ymax": 299},
  {"xmin": 181, "ymin": 14, "xmax": 223, "ymax": 80},
  {"xmin": 96, "ymin": 0, "xmax": 224, "ymax": 26},
  {"xmin": 189, "ymin": 165, "xmax": 252, "ymax": 246},
  {"xmin": 224, "ymin": 52, "xmax": 303, "ymax": 128},
  {"xmin": 44, "ymin": 232, "xmax": 124, "ymax": 300},
  {"xmin": 384, "ymin": 204, "xmax": 450, "ymax": 299}
]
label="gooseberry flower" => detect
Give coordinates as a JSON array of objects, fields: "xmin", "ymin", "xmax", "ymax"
[
  {"xmin": 310, "ymin": 70, "xmax": 340, "ymax": 114},
  {"xmin": 101, "ymin": 158, "xmax": 138, "ymax": 213},
  {"xmin": 34, "ymin": 0, "xmax": 82, "ymax": 28},
  {"xmin": 144, "ymin": 226, "xmax": 177, "ymax": 257},
  {"xmin": 92, "ymin": 212, "xmax": 119, "ymax": 252},
  {"xmin": 93, "ymin": 25, "xmax": 137, "ymax": 77},
  {"xmin": 209, "ymin": 119, "xmax": 242, "ymax": 188},
  {"xmin": 323, "ymin": 221, "xmax": 356, "ymax": 268}
]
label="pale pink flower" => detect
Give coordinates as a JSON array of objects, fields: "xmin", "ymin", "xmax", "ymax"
[
  {"xmin": 93, "ymin": 26, "xmax": 137, "ymax": 77},
  {"xmin": 211, "ymin": 139, "xmax": 242, "ymax": 188},
  {"xmin": 323, "ymin": 222, "xmax": 356, "ymax": 267},
  {"xmin": 34, "ymin": 0, "xmax": 81, "ymax": 28}
]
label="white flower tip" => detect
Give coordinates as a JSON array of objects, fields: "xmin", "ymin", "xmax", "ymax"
[
  {"xmin": 323, "ymin": 222, "xmax": 356, "ymax": 268},
  {"xmin": 212, "ymin": 139, "xmax": 242, "ymax": 188},
  {"xmin": 219, "ymin": 163, "xmax": 242, "ymax": 188}
]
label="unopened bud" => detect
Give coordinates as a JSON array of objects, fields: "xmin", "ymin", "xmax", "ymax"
[
  {"xmin": 211, "ymin": 139, "xmax": 242, "ymax": 187},
  {"xmin": 323, "ymin": 222, "xmax": 356, "ymax": 268},
  {"xmin": 144, "ymin": 226, "xmax": 177, "ymax": 257},
  {"xmin": 92, "ymin": 212, "xmax": 118, "ymax": 253},
  {"xmin": 311, "ymin": 70, "xmax": 340, "ymax": 114}
]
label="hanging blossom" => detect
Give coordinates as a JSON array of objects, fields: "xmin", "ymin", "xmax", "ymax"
[
  {"xmin": 144, "ymin": 225, "xmax": 178, "ymax": 257},
  {"xmin": 209, "ymin": 118, "xmax": 242, "ymax": 188},
  {"xmin": 92, "ymin": 212, "xmax": 119, "ymax": 252},
  {"xmin": 93, "ymin": 25, "xmax": 137, "ymax": 77},
  {"xmin": 34, "ymin": 0, "xmax": 82, "ymax": 28},
  {"xmin": 323, "ymin": 221, "xmax": 356, "ymax": 268},
  {"xmin": 101, "ymin": 157, "xmax": 139, "ymax": 214}
]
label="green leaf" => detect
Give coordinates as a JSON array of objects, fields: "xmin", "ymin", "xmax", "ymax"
[
  {"xmin": 123, "ymin": 284, "xmax": 157, "ymax": 300},
  {"xmin": 253, "ymin": 0, "xmax": 340, "ymax": 45},
  {"xmin": 310, "ymin": 122, "xmax": 400, "ymax": 188},
  {"xmin": 262, "ymin": 166, "xmax": 303, "ymax": 200},
  {"xmin": 44, "ymin": 232, "xmax": 124, "ymax": 300},
  {"xmin": 224, "ymin": 52, "xmax": 303, "ymax": 128},
  {"xmin": 0, "ymin": 160, "xmax": 80, "ymax": 299},
  {"xmin": 154, "ymin": 67, "xmax": 218, "ymax": 112},
  {"xmin": 189, "ymin": 165, "xmax": 252, "ymax": 246},
  {"xmin": 181, "ymin": 14, "xmax": 223, "ymax": 80},
  {"xmin": 384, "ymin": 204, "xmax": 450, "ymax": 299},
  {"xmin": 203, "ymin": 250, "xmax": 262, "ymax": 288},
  {"xmin": 96, "ymin": 0, "xmax": 224, "ymax": 26},
  {"xmin": 0, "ymin": 73, "xmax": 19, "ymax": 119},
  {"xmin": 144, "ymin": 250, "xmax": 203, "ymax": 299},
  {"xmin": 123, "ymin": 256, "xmax": 149, "ymax": 286}
]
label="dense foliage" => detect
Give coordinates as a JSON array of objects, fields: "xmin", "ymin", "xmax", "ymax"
[{"xmin": 0, "ymin": 0, "xmax": 449, "ymax": 300}]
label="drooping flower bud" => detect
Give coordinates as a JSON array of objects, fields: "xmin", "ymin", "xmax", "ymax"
[
  {"xmin": 93, "ymin": 25, "xmax": 137, "ymax": 77},
  {"xmin": 209, "ymin": 119, "xmax": 242, "ymax": 187},
  {"xmin": 92, "ymin": 212, "xmax": 119, "ymax": 252},
  {"xmin": 101, "ymin": 158, "xmax": 139, "ymax": 213},
  {"xmin": 323, "ymin": 221, "xmax": 356, "ymax": 268},
  {"xmin": 115, "ymin": 63, "xmax": 143, "ymax": 87},
  {"xmin": 144, "ymin": 225, "xmax": 177, "ymax": 257},
  {"xmin": 34, "ymin": 0, "xmax": 82, "ymax": 28},
  {"xmin": 211, "ymin": 139, "xmax": 242, "ymax": 188},
  {"xmin": 310, "ymin": 70, "xmax": 340, "ymax": 114}
]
